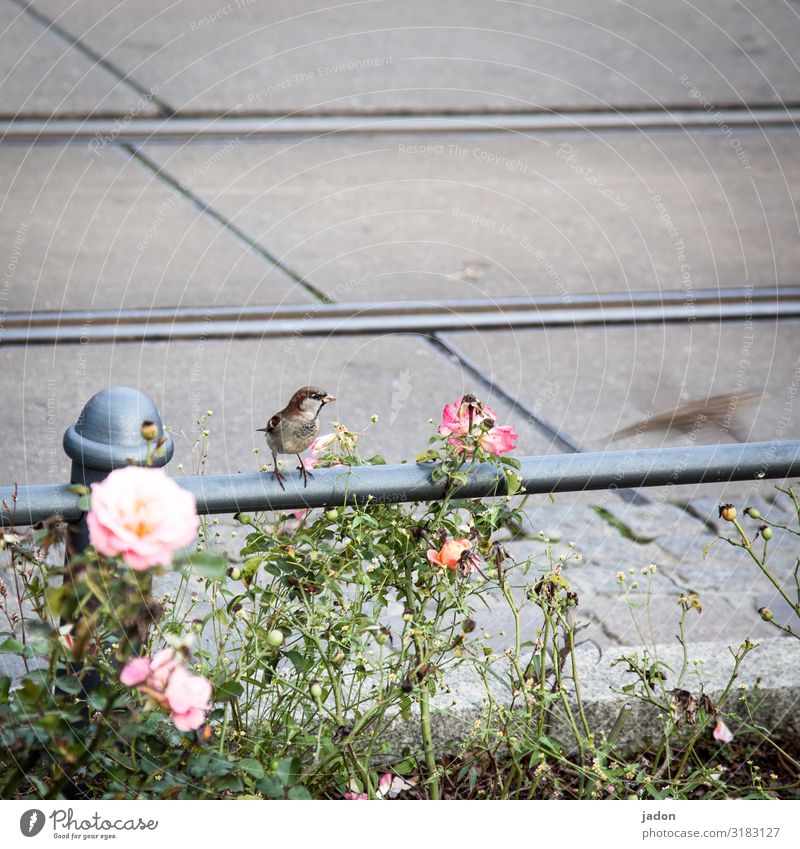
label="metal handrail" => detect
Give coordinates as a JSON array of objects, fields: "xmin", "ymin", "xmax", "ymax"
[{"xmin": 3, "ymin": 440, "xmax": 799, "ymax": 527}]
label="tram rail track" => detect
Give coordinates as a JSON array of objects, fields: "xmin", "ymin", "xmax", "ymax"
[
  {"xmin": 2, "ymin": 106, "xmax": 798, "ymax": 145},
  {"xmin": 3, "ymin": 286, "xmax": 798, "ymax": 345}
]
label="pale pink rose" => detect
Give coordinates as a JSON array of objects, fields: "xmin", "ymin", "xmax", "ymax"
[
  {"xmin": 120, "ymin": 647, "xmax": 212, "ymax": 732},
  {"xmin": 165, "ymin": 666, "xmax": 213, "ymax": 731},
  {"xmin": 427, "ymin": 538, "xmax": 473, "ymax": 570},
  {"xmin": 309, "ymin": 433, "xmax": 337, "ymax": 456},
  {"xmin": 120, "ymin": 657, "xmax": 151, "ymax": 686},
  {"xmin": 479, "ymin": 425, "xmax": 519, "ymax": 456},
  {"xmin": 344, "ymin": 791, "xmax": 369, "ymax": 800},
  {"xmin": 713, "ymin": 717, "xmax": 734, "ymax": 743},
  {"xmin": 87, "ymin": 466, "xmax": 199, "ymax": 570},
  {"xmin": 146, "ymin": 648, "xmax": 182, "ymax": 691},
  {"xmin": 377, "ymin": 773, "xmax": 413, "ymax": 799}
]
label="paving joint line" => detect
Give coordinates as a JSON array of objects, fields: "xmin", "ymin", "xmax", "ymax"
[
  {"xmin": 122, "ymin": 143, "xmax": 332, "ymax": 303},
  {"xmin": 10, "ymin": 0, "xmax": 175, "ymax": 118}
]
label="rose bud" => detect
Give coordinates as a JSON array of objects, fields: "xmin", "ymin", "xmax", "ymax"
[
  {"xmin": 266, "ymin": 629, "xmax": 284, "ymax": 648},
  {"xmin": 760, "ymin": 526, "xmax": 773, "ymax": 541},
  {"xmin": 759, "ymin": 607, "xmax": 774, "ymax": 621},
  {"xmin": 310, "ymin": 681, "xmax": 323, "ymax": 700},
  {"xmin": 462, "ymin": 617, "xmax": 477, "ymax": 633},
  {"xmin": 744, "ymin": 507, "xmax": 762, "ymax": 519},
  {"xmin": 719, "ymin": 504, "xmax": 737, "ymax": 522},
  {"xmin": 140, "ymin": 420, "xmax": 159, "ymax": 441}
]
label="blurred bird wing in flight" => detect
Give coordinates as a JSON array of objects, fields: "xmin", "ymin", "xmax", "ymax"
[{"xmin": 608, "ymin": 390, "xmax": 762, "ymax": 442}]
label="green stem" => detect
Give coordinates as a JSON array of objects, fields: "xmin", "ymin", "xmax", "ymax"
[{"xmin": 402, "ymin": 560, "xmax": 440, "ymax": 800}]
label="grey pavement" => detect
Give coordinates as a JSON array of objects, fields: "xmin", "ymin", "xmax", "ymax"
[
  {"xmin": 0, "ymin": 333, "xmax": 555, "ymax": 486},
  {"xmin": 16, "ymin": 0, "xmax": 800, "ymax": 116},
  {"xmin": 0, "ymin": 144, "xmax": 310, "ymax": 312},
  {"xmin": 0, "ymin": 1, "xmax": 160, "ymax": 118},
  {"xmin": 139, "ymin": 129, "xmax": 800, "ymax": 302}
]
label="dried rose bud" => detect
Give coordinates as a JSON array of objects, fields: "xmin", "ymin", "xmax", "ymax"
[
  {"xmin": 759, "ymin": 607, "xmax": 774, "ymax": 621},
  {"xmin": 719, "ymin": 504, "xmax": 737, "ymax": 522},
  {"xmin": 462, "ymin": 617, "xmax": 477, "ymax": 633}
]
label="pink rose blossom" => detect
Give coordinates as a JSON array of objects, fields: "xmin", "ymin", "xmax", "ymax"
[
  {"xmin": 309, "ymin": 433, "xmax": 337, "ymax": 455},
  {"xmin": 713, "ymin": 717, "xmax": 734, "ymax": 743},
  {"xmin": 344, "ymin": 791, "xmax": 369, "ymax": 800},
  {"xmin": 439, "ymin": 398, "xmax": 497, "ymax": 437},
  {"xmin": 164, "ymin": 666, "xmax": 213, "ymax": 732},
  {"xmin": 479, "ymin": 425, "xmax": 519, "ymax": 456},
  {"xmin": 377, "ymin": 773, "xmax": 413, "ymax": 799},
  {"xmin": 120, "ymin": 647, "xmax": 212, "ymax": 732},
  {"xmin": 87, "ymin": 466, "xmax": 199, "ymax": 570},
  {"xmin": 120, "ymin": 657, "xmax": 151, "ymax": 686},
  {"xmin": 438, "ymin": 397, "xmax": 517, "ymax": 456}
]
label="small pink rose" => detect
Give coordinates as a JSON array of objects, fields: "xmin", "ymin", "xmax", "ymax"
[
  {"xmin": 120, "ymin": 657, "xmax": 151, "ymax": 687},
  {"xmin": 479, "ymin": 425, "xmax": 518, "ymax": 456},
  {"xmin": 713, "ymin": 717, "xmax": 734, "ymax": 743},
  {"xmin": 309, "ymin": 433, "xmax": 337, "ymax": 456},
  {"xmin": 344, "ymin": 791, "xmax": 369, "ymax": 800},
  {"xmin": 165, "ymin": 666, "xmax": 213, "ymax": 732},
  {"xmin": 87, "ymin": 466, "xmax": 199, "ymax": 570},
  {"xmin": 120, "ymin": 647, "xmax": 212, "ymax": 732},
  {"xmin": 439, "ymin": 397, "xmax": 497, "ymax": 437}
]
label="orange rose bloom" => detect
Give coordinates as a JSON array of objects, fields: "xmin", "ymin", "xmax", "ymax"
[{"xmin": 427, "ymin": 538, "xmax": 472, "ymax": 570}]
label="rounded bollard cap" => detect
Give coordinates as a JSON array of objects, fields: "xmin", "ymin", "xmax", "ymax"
[{"xmin": 63, "ymin": 386, "xmax": 174, "ymax": 471}]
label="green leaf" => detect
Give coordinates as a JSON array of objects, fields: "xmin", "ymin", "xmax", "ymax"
[
  {"xmin": 257, "ymin": 776, "xmax": 284, "ymax": 798},
  {"xmin": 238, "ymin": 758, "xmax": 265, "ymax": 780},
  {"xmin": 215, "ymin": 679, "xmax": 244, "ymax": 701},
  {"xmin": 275, "ymin": 757, "xmax": 301, "ymax": 787},
  {"xmin": 0, "ymin": 675, "xmax": 10, "ymax": 703},
  {"xmin": 187, "ymin": 551, "xmax": 228, "ymax": 581},
  {"xmin": 503, "ymin": 468, "xmax": 523, "ymax": 496},
  {"xmin": 0, "ymin": 638, "xmax": 25, "ymax": 654},
  {"xmin": 55, "ymin": 676, "xmax": 83, "ymax": 695},
  {"xmin": 287, "ymin": 785, "xmax": 312, "ymax": 800}
]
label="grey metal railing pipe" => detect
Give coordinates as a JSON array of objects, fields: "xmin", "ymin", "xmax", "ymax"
[{"xmin": 2, "ymin": 440, "xmax": 799, "ymax": 527}]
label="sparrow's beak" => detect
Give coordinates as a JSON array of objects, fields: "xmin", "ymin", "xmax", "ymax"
[
  {"xmin": 255, "ymin": 426, "xmax": 268, "ymax": 432},
  {"xmin": 323, "ymin": 395, "xmax": 335, "ymax": 404}
]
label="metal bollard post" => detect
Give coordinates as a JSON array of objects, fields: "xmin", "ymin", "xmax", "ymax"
[
  {"xmin": 60, "ymin": 387, "xmax": 173, "ymax": 693},
  {"xmin": 62, "ymin": 386, "xmax": 174, "ymax": 556}
]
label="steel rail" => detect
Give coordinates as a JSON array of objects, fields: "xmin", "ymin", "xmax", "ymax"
[
  {"xmin": 2, "ymin": 106, "xmax": 799, "ymax": 144},
  {"xmin": 3, "ymin": 287, "xmax": 797, "ymax": 345},
  {"xmin": 2, "ymin": 440, "xmax": 798, "ymax": 526}
]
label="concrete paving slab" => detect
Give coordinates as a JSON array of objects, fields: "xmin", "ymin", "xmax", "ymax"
[
  {"xmin": 0, "ymin": 333, "xmax": 552, "ymax": 487},
  {"xmin": 26, "ymin": 0, "xmax": 800, "ymax": 116},
  {"xmin": 140, "ymin": 129, "xmax": 800, "ymax": 301},
  {"xmin": 0, "ymin": 1, "xmax": 161, "ymax": 118},
  {"xmin": 0, "ymin": 144, "xmax": 309, "ymax": 311}
]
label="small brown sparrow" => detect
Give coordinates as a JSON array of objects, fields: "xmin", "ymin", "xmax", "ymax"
[{"xmin": 257, "ymin": 386, "xmax": 335, "ymax": 489}]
